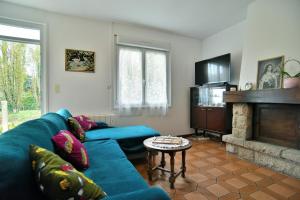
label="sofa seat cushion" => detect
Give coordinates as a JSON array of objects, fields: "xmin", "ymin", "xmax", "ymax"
[
  {"xmin": 83, "ymin": 140, "xmax": 148, "ymax": 196},
  {"xmin": 84, "ymin": 139, "xmax": 127, "ymax": 161},
  {"xmin": 85, "ymin": 126, "xmax": 160, "ymax": 156},
  {"xmin": 85, "ymin": 125, "xmax": 159, "ymax": 141}
]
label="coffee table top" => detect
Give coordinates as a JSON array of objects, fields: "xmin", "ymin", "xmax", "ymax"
[{"xmin": 143, "ymin": 136, "xmax": 192, "ymax": 152}]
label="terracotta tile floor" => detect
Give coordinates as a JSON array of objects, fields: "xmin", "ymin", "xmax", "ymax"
[{"xmin": 132, "ymin": 139, "xmax": 300, "ymax": 200}]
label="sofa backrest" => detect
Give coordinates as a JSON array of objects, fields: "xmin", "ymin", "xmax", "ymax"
[
  {"xmin": 56, "ymin": 108, "xmax": 73, "ymax": 120},
  {"xmin": 0, "ymin": 112, "xmax": 68, "ymax": 199}
]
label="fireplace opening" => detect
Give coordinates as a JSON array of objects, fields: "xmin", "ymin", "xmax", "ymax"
[{"xmin": 253, "ymin": 104, "xmax": 300, "ymax": 149}]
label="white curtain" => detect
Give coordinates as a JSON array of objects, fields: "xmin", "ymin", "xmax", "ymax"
[
  {"xmin": 116, "ymin": 46, "xmax": 168, "ymax": 116},
  {"xmin": 145, "ymin": 50, "xmax": 168, "ymax": 115},
  {"xmin": 117, "ymin": 47, "xmax": 143, "ymax": 115}
]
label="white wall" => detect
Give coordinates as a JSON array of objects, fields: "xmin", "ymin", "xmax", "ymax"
[
  {"xmin": 48, "ymin": 17, "xmax": 112, "ymax": 114},
  {"xmin": 0, "ymin": 2, "xmax": 202, "ymax": 135},
  {"xmin": 239, "ymin": 0, "xmax": 300, "ymax": 89},
  {"xmin": 201, "ymin": 21, "xmax": 245, "ymax": 85},
  {"xmin": 0, "ymin": 2, "xmax": 113, "ymax": 114}
]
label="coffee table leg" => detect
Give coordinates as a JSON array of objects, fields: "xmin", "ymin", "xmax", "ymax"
[
  {"xmin": 147, "ymin": 151, "xmax": 153, "ymax": 181},
  {"xmin": 160, "ymin": 152, "xmax": 166, "ymax": 175},
  {"xmin": 181, "ymin": 150, "xmax": 186, "ymax": 178},
  {"xmin": 152, "ymin": 151, "xmax": 156, "ymax": 166},
  {"xmin": 161, "ymin": 152, "xmax": 166, "ymax": 167},
  {"xmin": 169, "ymin": 152, "xmax": 176, "ymax": 189}
]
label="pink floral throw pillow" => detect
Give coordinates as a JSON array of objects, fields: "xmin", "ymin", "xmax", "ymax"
[
  {"xmin": 52, "ymin": 130, "xmax": 89, "ymax": 169},
  {"xmin": 74, "ymin": 115, "xmax": 97, "ymax": 131}
]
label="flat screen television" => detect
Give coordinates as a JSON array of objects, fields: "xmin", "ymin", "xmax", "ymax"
[{"xmin": 195, "ymin": 53, "xmax": 230, "ymax": 85}]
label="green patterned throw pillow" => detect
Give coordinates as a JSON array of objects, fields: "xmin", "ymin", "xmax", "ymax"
[
  {"xmin": 29, "ymin": 144, "xmax": 106, "ymax": 200},
  {"xmin": 68, "ymin": 117, "xmax": 86, "ymax": 142}
]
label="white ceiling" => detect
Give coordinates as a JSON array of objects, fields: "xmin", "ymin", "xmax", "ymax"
[{"xmin": 2, "ymin": 0, "xmax": 253, "ymax": 39}]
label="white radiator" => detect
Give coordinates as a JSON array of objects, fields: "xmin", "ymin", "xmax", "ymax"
[{"xmin": 87, "ymin": 114, "xmax": 117, "ymax": 125}]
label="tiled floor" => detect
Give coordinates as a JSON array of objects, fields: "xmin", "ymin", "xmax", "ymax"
[{"xmin": 132, "ymin": 139, "xmax": 300, "ymax": 200}]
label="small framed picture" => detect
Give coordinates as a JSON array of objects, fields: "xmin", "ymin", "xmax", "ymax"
[
  {"xmin": 256, "ymin": 56, "xmax": 284, "ymax": 89},
  {"xmin": 65, "ymin": 49, "xmax": 95, "ymax": 72}
]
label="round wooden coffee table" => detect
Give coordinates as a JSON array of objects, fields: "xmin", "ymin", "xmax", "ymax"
[{"xmin": 143, "ymin": 137, "xmax": 192, "ymax": 189}]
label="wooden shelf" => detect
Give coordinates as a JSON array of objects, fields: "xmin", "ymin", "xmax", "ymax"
[{"xmin": 223, "ymin": 88, "xmax": 300, "ymax": 104}]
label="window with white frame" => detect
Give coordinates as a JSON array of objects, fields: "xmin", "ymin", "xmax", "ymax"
[
  {"xmin": 117, "ymin": 45, "xmax": 169, "ymax": 109},
  {"xmin": 0, "ymin": 18, "xmax": 45, "ymax": 133}
]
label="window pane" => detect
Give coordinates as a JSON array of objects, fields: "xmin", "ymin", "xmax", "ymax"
[
  {"xmin": 0, "ymin": 40, "xmax": 41, "ymax": 133},
  {"xmin": 0, "ymin": 24, "xmax": 40, "ymax": 40},
  {"xmin": 145, "ymin": 51, "xmax": 167, "ymax": 105},
  {"xmin": 118, "ymin": 47, "xmax": 143, "ymax": 106}
]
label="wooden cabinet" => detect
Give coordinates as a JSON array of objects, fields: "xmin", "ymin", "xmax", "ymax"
[
  {"xmin": 190, "ymin": 85, "xmax": 236, "ymax": 138},
  {"xmin": 191, "ymin": 106, "xmax": 226, "ymax": 133},
  {"xmin": 191, "ymin": 106, "xmax": 206, "ymax": 129},
  {"xmin": 198, "ymin": 107, "xmax": 207, "ymax": 129},
  {"xmin": 206, "ymin": 107, "xmax": 226, "ymax": 132}
]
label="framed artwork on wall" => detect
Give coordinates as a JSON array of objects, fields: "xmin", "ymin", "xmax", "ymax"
[
  {"xmin": 65, "ymin": 49, "xmax": 95, "ymax": 72},
  {"xmin": 256, "ymin": 56, "xmax": 284, "ymax": 90}
]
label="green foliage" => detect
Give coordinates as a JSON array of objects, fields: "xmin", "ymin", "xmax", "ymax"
[
  {"xmin": 0, "ymin": 41, "xmax": 26, "ymax": 112},
  {"xmin": 281, "ymin": 59, "xmax": 300, "ymax": 78},
  {"xmin": 280, "ymin": 68, "xmax": 293, "ymax": 78},
  {"xmin": 280, "ymin": 69, "xmax": 300, "ymax": 78},
  {"xmin": 295, "ymin": 72, "xmax": 300, "ymax": 77},
  {"xmin": 7, "ymin": 109, "xmax": 41, "ymax": 124},
  {"xmin": 0, "ymin": 110, "xmax": 41, "ymax": 133},
  {"xmin": 0, "ymin": 40, "xmax": 41, "ymax": 133},
  {"xmin": 21, "ymin": 92, "xmax": 39, "ymax": 110},
  {"xmin": 31, "ymin": 47, "xmax": 41, "ymax": 108},
  {"xmin": 24, "ymin": 75, "xmax": 33, "ymax": 92},
  {"xmin": 0, "ymin": 41, "xmax": 41, "ymax": 113}
]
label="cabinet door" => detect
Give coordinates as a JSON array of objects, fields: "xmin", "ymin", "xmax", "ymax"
[
  {"xmin": 198, "ymin": 107, "xmax": 207, "ymax": 129},
  {"xmin": 191, "ymin": 106, "xmax": 206, "ymax": 129},
  {"xmin": 206, "ymin": 107, "xmax": 225, "ymax": 132}
]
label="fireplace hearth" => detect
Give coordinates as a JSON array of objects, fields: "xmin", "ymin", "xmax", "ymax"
[{"xmin": 223, "ymin": 88, "xmax": 300, "ymax": 178}]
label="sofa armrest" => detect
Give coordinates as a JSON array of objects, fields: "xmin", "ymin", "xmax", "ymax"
[{"xmin": 103, "ymin": 187, "xmax": 170, "ymax": 200}]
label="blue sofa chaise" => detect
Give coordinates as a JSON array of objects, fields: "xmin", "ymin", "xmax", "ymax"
[
  {"xmin": 0, "ymin": 111, "xmax": 170, "ymax": 200},
  {"xmin": 57, "ymin": 109, "xmax": 160, "ymax": 159}
]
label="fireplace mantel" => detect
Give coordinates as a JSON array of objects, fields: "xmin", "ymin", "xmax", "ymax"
[{"xmin": 224, "ymin": 88, "xmax": 300, "ymax": 104}]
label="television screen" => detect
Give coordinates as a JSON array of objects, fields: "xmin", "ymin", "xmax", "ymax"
[{"xmin": 195, "ymin": 54, "xmax": 230, "ymax": 85}]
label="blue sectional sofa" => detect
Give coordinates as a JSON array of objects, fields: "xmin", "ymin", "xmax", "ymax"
[{"xmin": 0, "ymin": 110, "xmax": 170, "ymax": 200}]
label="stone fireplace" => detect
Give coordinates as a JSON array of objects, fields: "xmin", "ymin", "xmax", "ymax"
[{"xmin": 222, "ymin": 88, "xmax": 300, "ymax": 178}]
